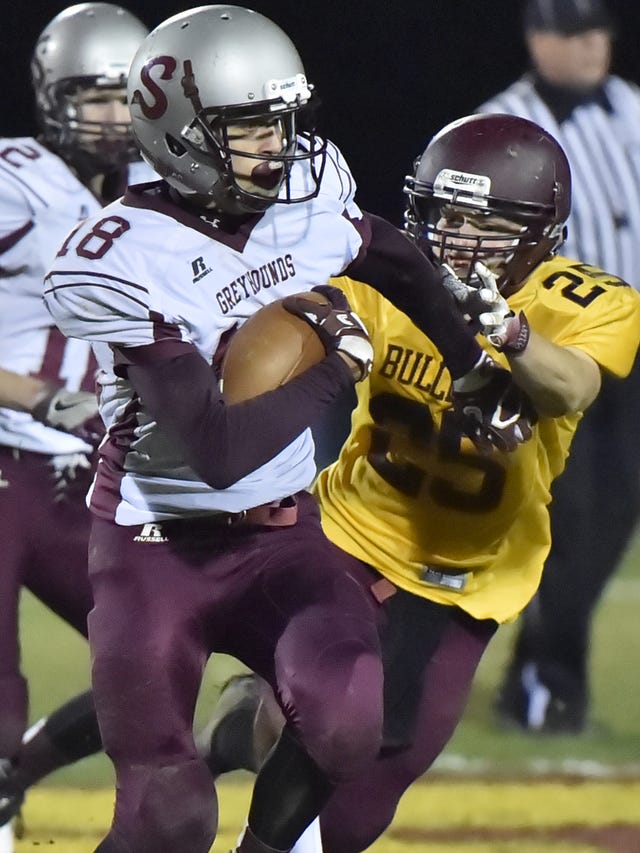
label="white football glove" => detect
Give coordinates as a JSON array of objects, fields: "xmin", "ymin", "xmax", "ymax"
[
  {"xmin": 31, "ymin": 384, "xmax": 103, "ymax": 443},
  {"xmin": 441, "ymin": 262, "xmax": 529, "ymax": 353}
]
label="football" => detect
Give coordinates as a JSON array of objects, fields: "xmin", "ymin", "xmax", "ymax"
[{"xmin": 220, "ymin": 291, "xmax": 329, "ymax": 403}]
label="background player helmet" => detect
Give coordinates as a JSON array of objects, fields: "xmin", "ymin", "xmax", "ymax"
[
  {"xmin": 404, "ymin": 113, "xmax": 572, "ymax": 293},
  {"xmin": 31, "ymin": 2, "xmax": 148, "ymax": 174},
  {"xmin": 127, "ymin": 5, "xmax": 326, "ymax": 213}
]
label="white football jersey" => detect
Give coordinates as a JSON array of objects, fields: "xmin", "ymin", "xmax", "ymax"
[
  {"xmin": 0, "ymin": 137, "xmax": 153, "ymax": 454},
  {"xmin": 45, "ymin": 139, "xmax": 365, "ymax": 524}
]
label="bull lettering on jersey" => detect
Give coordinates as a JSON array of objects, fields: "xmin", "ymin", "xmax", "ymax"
[
  {"xmin": 216, "ymin": 254, "xmax": 296, "ymax": 313},
  {"xmin": 379, "ymin": 344, "xmax": 452, "ymax": 402},
  {"xmin": 131, "ymin": 56, "xmax": 178, "ymax": 120}
]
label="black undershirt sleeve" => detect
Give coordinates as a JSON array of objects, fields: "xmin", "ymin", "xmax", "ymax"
[
  {"xmin": 346, "ymin": 212, "xmax": 481, "ymax": 379},
  {"xmin": 114, "ymin": 340, "xmax": 354, "ymax": 489}
]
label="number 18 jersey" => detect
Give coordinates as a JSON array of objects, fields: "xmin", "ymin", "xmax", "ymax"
[
  {"xmin": 315, "ymin": 257, "xmax": 640, "ymax": 623},
  {"xmin": 45, "ymin": 140, "xmax": 367, "ymax": 524}
]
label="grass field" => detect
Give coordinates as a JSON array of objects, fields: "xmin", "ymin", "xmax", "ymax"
[{"xmin": 13, "ymin": 529, "xmax": 640, "ymax": 851}]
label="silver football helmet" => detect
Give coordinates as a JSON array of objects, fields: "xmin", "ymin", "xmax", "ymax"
[
  {"xmin": 31, "ymin": 3, "xmax": 148, "ymax": 173},
  {"xmin": 127, "ymin": 5, "xmax": 327, "ymax": 213}
]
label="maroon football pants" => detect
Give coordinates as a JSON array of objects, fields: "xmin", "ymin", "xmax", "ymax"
[
  {"xmin": 319, "ymin": 607, "xmax": 496, "ymax": 852},
  {"xmin": 87, "ymin": 491, "xmax": 384, "ymax": 853},
  {"xmin": 242, "ymin": 589, "xmax": 497, "ymax": 853},
  {"xmin": 0, "ymin": 446, "xmax": 94, "ymax": 759}
]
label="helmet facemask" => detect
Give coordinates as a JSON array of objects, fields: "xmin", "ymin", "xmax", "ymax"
[
  {"xmin": 166, "ymin": 86, "xmax": 326, "ymax": 214},
  {"xmin": 404, "ymin": 173, "xmax": 566, "ymax": 295},
  {"xmin": 38, "ymin": 77, "xmax": 138, "ymax": 176}
]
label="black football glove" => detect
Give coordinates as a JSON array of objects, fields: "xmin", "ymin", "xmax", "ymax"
[
  {"xmin": 309, "ymin": 284, "xmax": 351, "ymax": 310},
  {"xmin": 451, "ymin": 352, "xmax": 537, "ymax": 453},
  {"xmin": 282, "ymin": 287, "xmax": 373, "ymax": 381},
  {"xmin": 31, "ymin": 383, "xmax": 104, "ymax": 445}
]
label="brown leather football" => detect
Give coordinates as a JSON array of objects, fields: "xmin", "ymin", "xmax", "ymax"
[{"xmin": 220, "ymin": 291, "xmax": 328, "ymax": 403}]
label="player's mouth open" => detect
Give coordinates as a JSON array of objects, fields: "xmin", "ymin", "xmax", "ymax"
[{"xmin": 251, "ymin": 161, "xmax": 284, "ymax": 190}]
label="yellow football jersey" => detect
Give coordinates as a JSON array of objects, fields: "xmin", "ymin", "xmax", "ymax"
[{"xmin": 314, "ymin": 256, "xmax": 640, "ymax": 623}]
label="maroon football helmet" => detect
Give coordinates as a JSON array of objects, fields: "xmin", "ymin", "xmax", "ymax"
[{"xmin": 404, "ymin": 113, "xmax": 571, "ymax": 293}]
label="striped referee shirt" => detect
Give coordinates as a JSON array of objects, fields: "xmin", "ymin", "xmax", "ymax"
[{"xmin": 477, "ymin": 74, "xmax": 640, "ymax": 290}]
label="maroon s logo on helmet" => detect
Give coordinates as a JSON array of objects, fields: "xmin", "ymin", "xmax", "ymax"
[{"xmin": 131, "ymin": 56, "xmax": 178, "ymax": 120}]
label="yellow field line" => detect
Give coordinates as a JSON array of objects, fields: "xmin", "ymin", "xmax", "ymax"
[{"xmin": 11, "ymin": 778, "xmax": 640, "ymax": 853}]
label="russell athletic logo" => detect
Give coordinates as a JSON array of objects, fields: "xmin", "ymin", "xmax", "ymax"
[
  {"xmin": 134, "ymin": 523, "xmax": 169, "ymax": 543},
  {"xmin": 191, "ymin": 256, "xmax": 213, "ymax": 283}
]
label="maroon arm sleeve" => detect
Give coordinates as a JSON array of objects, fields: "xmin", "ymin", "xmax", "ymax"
[
  {"xmin": 345, "ymin": 212, "xmax": 481, "ymax": 379},
  {"xmin": 114, "ymin": 340, "xmax": 354, "ymax": 490}
]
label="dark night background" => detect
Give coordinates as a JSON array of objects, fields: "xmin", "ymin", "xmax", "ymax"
[{"xmin": 5, "ymin": 1, "xmax": 640, "ymax": 224}]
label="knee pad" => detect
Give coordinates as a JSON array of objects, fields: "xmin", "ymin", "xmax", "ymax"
[
  {"xmin": 114, "ymin": 757, "xmax": 217, "ymax": 853},
  {"xmin": 288, "ymin": 650, "xmax": 383, "ymax": 782}
]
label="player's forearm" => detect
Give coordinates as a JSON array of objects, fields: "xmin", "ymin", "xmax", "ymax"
[
  {"xmin": 0, "ymin": 367, "xmax": 50, "ymax": 413},
  {"xmin": 346, "ymin": 213, "xmax": 482, "ymax": 378},
  {"xmin": 506, "ymin": 333, "xmax": 601, "ymax": 416},
  {"xmin": 121, "ymin": 344, "xmax": 354, "ymax": 489}
]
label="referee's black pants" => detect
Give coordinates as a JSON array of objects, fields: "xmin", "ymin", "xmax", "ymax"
[{"xmin": 511, "ymin": 350, "xmax": 640, "ymax": 700}]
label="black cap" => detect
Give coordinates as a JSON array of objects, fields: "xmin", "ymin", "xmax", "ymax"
[{"xmin": 524, "ymin": 0, "xmax": 613, "ymax": 35}]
